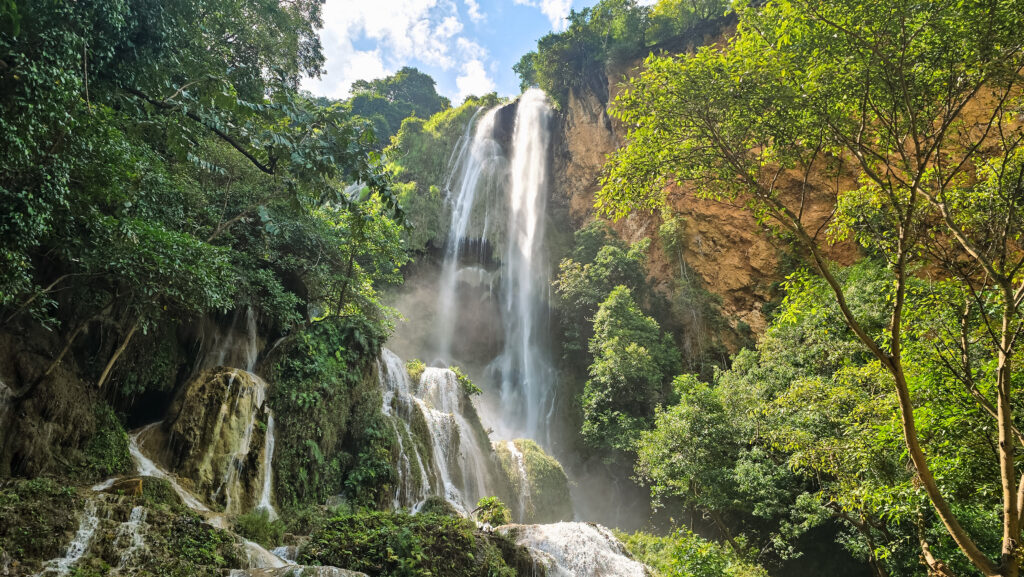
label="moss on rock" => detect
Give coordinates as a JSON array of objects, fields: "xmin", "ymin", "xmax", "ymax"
[
  {"xmin": 299, "ymin": 510, "xmax": 534, "ymax": 577},
  {"xmin": 0, "ymin": 478, "xmax": 79, "ymax": 570},
  {"xmin": 494, "ymin": 439, "xmax": 573, "ymax": 524}
]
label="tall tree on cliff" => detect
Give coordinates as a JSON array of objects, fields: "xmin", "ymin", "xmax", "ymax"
[{"xmin": 599, "ymin": 0, "xmax": 1024, "ymax": 574}]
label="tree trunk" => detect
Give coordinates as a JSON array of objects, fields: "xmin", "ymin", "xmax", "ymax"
[
  {"xmin": 96, "ymin": 320, "xmax": 138, "ymax": 389},
  {"xmin": 997, "ymin": 285, "xmax": 1019, "ymax": 576}
]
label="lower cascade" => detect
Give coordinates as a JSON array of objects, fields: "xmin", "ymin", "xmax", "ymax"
[{"xmin": 499, "ymin": 523, "xmax": 652, "ymax": 577}]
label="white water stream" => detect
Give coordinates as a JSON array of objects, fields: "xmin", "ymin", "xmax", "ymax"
[
  {"xmin": 378, "ymin": 348, "xmax": 496, "ymax": 514},
  {"xmin": 501, "ymin": 522, "xmax": 650, "ymax": 577},
  {"xmin": 36, "ymin": 499, "xmax": 99, "ymax": 576}
]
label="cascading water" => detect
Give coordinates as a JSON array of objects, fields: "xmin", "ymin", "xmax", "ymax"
[
  {"xmin": 113, "ymin": 506, "xmax": 148, "ymax": 569},
  {"xmin": 499, "ymin": 522, "xmax": 651, "ymax": 577},
  {"xmin": 377, "ymin": 348, "xmax": 501, "ymax": 514},
  {"xmin": 431, "ymin": 88, "xmax": 555, "ymax": 445},
  {"xmin": 493, "ymin": 88, "xmax": 555, "ymax": 446},
  {"xmin": 384, "ymin": 89, "xmax": 651, "ymax": 575},
  {"xmin": 378, "ymin": 348, "xmax": 434, "ymax": 509},
  {"xmin": 36, "ymin": 498, "xmax": 100, "ymax": 576},
  {"xmin": 129, "ymin": 423, "xmax": 210, "ymax": 512},
  {"xmin": 258, "ymin": 412, "xmax": 277, "ymax": 520},
  {"xmin": 389, "ymin": 90, "xmax": 562, "ymax": 513},
  {"xmin": 436, "ymin": 107, "xmax": 505, "ymax": 362}
]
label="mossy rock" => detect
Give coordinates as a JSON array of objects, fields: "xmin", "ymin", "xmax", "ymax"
[
  {"xmin": 417, "ymin": 496, "xmax": 460, "ymax": 517},
  {"xmin": 0, "ymin": 478, "xmax": 79, "ymax": 571},
  {"xmin": 299, "ymin": 510, "xmax": 528, "ymax": 577},
  {"xmin": 494, "ymin": 439, "xmax": 573, "ymax": 524},
  {"xmin": 101, "ymin": 476, "xmax": 185, "ymax": 510}
]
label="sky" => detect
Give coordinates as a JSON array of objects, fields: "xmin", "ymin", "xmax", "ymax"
[{"xmin": 301, "ymin": 0, "xmax": 594, "ymax": 103}]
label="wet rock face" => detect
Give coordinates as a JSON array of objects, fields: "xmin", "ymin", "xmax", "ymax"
[
  {"xmin": 494, "ymin": 439, "xmax": 573, "ymax": 524},
  {"xmin": 551, "ymin": 54, "xmax": 858, "ymax": 343},
  {"xmin": 143, "ymin": 368, "xmax": 269, "ymax": 515},
  {"xmin": 0, "ymin": 331, "xmax": 99, "ymax": 478}
]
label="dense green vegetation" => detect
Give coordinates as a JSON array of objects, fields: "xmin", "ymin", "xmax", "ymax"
[
  {"xmin": 386, "ymin": 94, "xmax": 503, "ymax": 252},
  {"xmin": 601, "ymin": 0, "xmax": 1024, "ymax": 573},
  {"xmin": 0, "ymin": 0, "xmax": 397, "ymax": 342},
  {"xmin": 300, "ymin": 510, "xmax": 534, "ymax": 577},
  {"xmin": 619, "ymin": 530, "xmax": 767, "ymax": 577},
  {"xmin": 514, "ymin": 0, "xmax": 731, "ymax": 107},
  {"xmin": 347, "ymin": 67, "xmax": 451, "ymax": 147},
  {"xmin": 0, "ymin": 478, "xmax": 245, "ymax": 576}
]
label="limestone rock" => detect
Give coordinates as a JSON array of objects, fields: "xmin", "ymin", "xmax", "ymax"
[
  {"xmin": 493, "ymin": 439, "xmax": 573, "ymax": 524},
  {"xmin": 141, "ymin": 367, "xmax": 270, "ymax": 514}
]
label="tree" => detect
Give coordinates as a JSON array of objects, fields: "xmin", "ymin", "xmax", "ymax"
[
  {"xmin": 0, "ymin": 0, "xmax": 399, "ymax": 395},
  {"xmin": 600, "ymin": 0, "xmax": 1024, "ymax": 573},
  {"xmin": 553, "ymin": 236, "xmax": 650, "ymax": 358},
  {"xmin": 349, "ymin": 67, "xmax": 451, "ymax": 144},
  {"xmin": 581, "ymin": 285, "xmax": 680, "ymax": 456}
]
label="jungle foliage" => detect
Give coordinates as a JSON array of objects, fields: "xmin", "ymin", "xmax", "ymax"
[
  {"xmin": 601, "ymin": 0, "xmax": 1024, "ymax": 571},
  {"xmin": 300, "ymin": 510, "xmax": 533, "ymax": 577},
  {"xmin": 347, "ymin": 66, "xmax": 451, "ymax": 147}
]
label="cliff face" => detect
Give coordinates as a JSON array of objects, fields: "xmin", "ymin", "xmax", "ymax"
[
  {"xmin": 551, "ymin": 50, "xmax": 857, "ymax": 341},
  {"xmin": 551, "ymin": 59, "xmax": 784, "ymax": 338}
]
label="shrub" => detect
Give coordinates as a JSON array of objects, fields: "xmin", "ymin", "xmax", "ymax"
[
  {"xmin": 450, "ymin": 366, "xmax": 482, "ymax": 396},
  {"xmin": 474, "ymin": 496, "xmax": 512, "ymax": 526},
  {"xmin": 300, "ymin": 510, "xmax": 521, "ymax": 577},
  {"xmin": 406, "ymin": 359, "xmax": 426, "ymax": 383},
  {"xmin": 234, "ymin": 508, "xmax": 286, "ymax": 548}
]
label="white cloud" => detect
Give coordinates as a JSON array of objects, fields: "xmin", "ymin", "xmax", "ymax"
[
  {"xmin": 455, "ymin": 58, "xmax": 496, "ymax": 101},
  {"xmin": 513, "ymin": 0, "xmax": 573, "ymax": 31},
  {"xmin": 540, "ymin": 0, "xmax": 574, "ymax": 30},
  {"xmin": 464, "ymin": 0, "xmax": 484, "ymax": 22},
  {"xmin": 303, "ymin": 0, "xmax": 488, "ymax": 99}
]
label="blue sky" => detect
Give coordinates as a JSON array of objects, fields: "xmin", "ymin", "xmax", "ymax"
[{"xmin": 302, "ymin": 0, "xmax": 594, "ymax": 102}]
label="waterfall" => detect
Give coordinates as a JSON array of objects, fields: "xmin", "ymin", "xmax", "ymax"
[
  {"xmin": 495, "ymin": 88, "xmax": 555, "ymax": 445},
  {"xmin": 377, "ymin": 348, "xmax": 498, "ymax": 514},
  {"xmin": 378, "ymin": 349, "xmax": 434, "ymax": 509},
  {"xmin": 213, "ymin": 371, "xmax": 269, "ymax": 515},
  {"xmin": 499, "ymin": 522, "xmax": 650, "ymax": 577},
  {"xmin": 258, "ymin": 411, "xmax": 278, "ymax": 520},
  {"xmin": 36, "ymin": 498, "xmax": 100, "ymax": 576},
  {"xmin": 113, "ymin": 506, "xmax": 148, "ymax": 569},
  {"xmin": 436, "ymin": 107, "xmax": 505, "ymax": 361},
  {"xmin": 128, "ymin": 423, "xmax": 210, "ymax": 512},
  {"xmin": 430, "ymin": 88, "xmax": 555, "ymax": 445}
]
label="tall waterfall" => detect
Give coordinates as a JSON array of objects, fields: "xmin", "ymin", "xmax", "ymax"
[
  {"xmin": 432, "ymin": 88, "xmax": 555, "ymax": 445},
  {"xmin": 494, "ymin": 89, "xmax": 555, "ymax": 445},
  {"xmin": 436, "ymin": 108, "xmax": 505, "ymax": 362},
  {"xmin": 381, "ymin": 89, "xmax": 653, "ymax": 577}
]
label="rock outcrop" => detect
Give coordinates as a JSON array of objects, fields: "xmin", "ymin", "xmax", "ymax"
[
  {"xmin": 140, "ymin": 368, "xmax": 270, "ymax": 515},
  {"xmin": 493, "ymin": 439, "xmax": 573, "ymax": 524},
  {"xmin": 551, "ymin": 32, "xmax": 859, "ymax": 343}
]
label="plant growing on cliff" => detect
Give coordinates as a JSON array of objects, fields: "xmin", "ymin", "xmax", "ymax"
[
  {"xmin": 406, "ymin": 359, "xmax": 427, "ymax": 383},
  {"xmin": 450, "ymin": 366, "xmax": 482, "ymax": 396},
  {"xmin": 601, "ymin": 0, "xmax": 1024, "ymax": 571},
  {"xmin": 581, "ymin": 285, "xmax": 679, "ymax": 458},
  {"xmin": 474, "ymin": 496, "xmax": 512, "ymax": 526}
]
